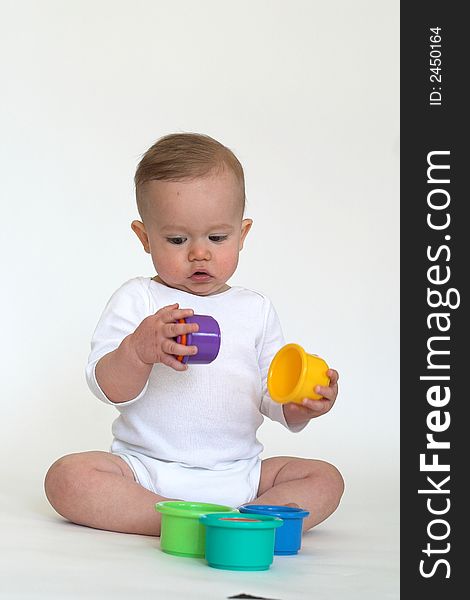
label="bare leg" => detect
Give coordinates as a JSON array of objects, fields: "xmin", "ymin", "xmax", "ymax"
[
  {"xmin": 253, "ymin": 456, "xmax": 344, "ymax": 531},
  {"xmin": 44, "ymin": 451, "xmax": 169, "ymax": 536}
]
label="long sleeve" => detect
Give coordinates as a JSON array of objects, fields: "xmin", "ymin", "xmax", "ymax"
[
  {"xmin": 85, "ymin": 278, "xmax": 152, "ymax": 405},
  {"xmin": 258, "ymin": 299, "xmax": 309, "ymax": 433}
]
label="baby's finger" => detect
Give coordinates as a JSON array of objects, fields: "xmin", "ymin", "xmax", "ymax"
[
  {"xmin": 302, "ymin": 398, "xmax": 331, "ymax": 413},
  {"xmin": 167, "ymin": 307, "xmax": 195, "ymax": 323},
  {"xmin": 284, "ymin": 403, "xmax": 315, "ymax": 419},
  {"xmin": 154, "ymin": 303, "xmax": 179, "ymax": 318},
  {"xmin": 159, "ymin": 353, "xmax": 189, "ymax": 372},
  {"xmin": 162, "ymin": 339, "xmax": 198, "ymax": 357},
  {"xmin": 164, "ymin": 321, "xmax": 199, "ymax": 338},
  {"xmin": 327, "ymin": 369, "xmax": 339, "ymax": 385},
  {"xmin": 154, "ymin": 304, "xmax": 194, "ymax": 323},
  {"xmin": 314, "ymin": 384, "xmax": 336, "ymax": 401}
]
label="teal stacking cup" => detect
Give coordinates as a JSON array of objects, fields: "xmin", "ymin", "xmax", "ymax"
[{"xmin": 199, "ymin": 512, "xmax": 283, "ymax": 571}]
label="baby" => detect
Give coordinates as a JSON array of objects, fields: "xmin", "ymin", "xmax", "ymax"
[{"xmin": 45, "ymin": 133, "xmax": 344, "ymax": 536}]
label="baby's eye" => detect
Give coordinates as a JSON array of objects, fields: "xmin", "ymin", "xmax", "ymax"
[
  {"xmin": 209, "ymin": 235, "xmax": 228, "ymax": 243},
  {"xmin": 167, "ymin": 237, "xmax": 187, "ymax": 245}
]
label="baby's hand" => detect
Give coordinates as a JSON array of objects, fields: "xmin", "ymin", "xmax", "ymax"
[
  {"xmin": 129, "ymin": 303, "xmax": 198, "ymax": 371},
  {"xmin": 282, "ymin": 369, "xmax": 339, "ymax": 425}
]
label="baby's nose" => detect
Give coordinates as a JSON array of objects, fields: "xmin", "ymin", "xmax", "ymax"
[{"xmin": 188, "ymin": 242, "xmax": 211, "ymax": 261}]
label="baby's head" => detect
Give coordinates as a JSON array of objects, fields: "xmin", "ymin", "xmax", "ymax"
[{"xmin": 132, "ymin": 133, "xmax": 252, "ymax": 296}]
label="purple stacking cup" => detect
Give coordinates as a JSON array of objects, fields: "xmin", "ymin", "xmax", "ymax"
[{"xmin": 176, "ymin": 314, "xmax": 221, "ymax": 364}]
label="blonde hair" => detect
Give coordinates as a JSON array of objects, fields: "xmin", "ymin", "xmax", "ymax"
[{"xmin": 134, "ymin": 133, "xmax": 246, "ymax": 220}]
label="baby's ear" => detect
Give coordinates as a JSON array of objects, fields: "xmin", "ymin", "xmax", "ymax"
[
  {"xmin": 131, "ymin": 220, "xmax": 151, "ymax": 253},
  {"xmin": 239, "ymin": 218, "xmax": 253, "ymax": 250}
]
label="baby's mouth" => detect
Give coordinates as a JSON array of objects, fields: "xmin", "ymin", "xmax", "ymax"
[{"xmin": 190, "ymin": 271, "xmax": 212, "ymax": 281}]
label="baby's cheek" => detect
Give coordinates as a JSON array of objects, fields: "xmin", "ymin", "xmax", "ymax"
[
  {"xmin": 219, "ymin": 246, "xmax": 240, "ymax": 273},
  {"xmin": 155, "ymin": 254, "xmax": 183, "ymax": 279}
]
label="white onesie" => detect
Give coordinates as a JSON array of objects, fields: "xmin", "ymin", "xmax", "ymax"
[{"xmin": 85, "ymin": 277, "xmax": 306, "ymax": 507}]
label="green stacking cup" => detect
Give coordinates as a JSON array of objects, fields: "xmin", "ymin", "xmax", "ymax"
[
  {"xmin": 155, "ymin": 501, "xmax": 237, "ymax": 558},
  {"xmin": 199, "ymin": 512, "xmax": 283, "ymax": 570}
]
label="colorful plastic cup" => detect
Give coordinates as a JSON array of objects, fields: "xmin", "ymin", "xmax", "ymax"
[
  {"xmin": 239, "ymin": 504, "xmax": 310, "ymax": 555},
  {"xmin": 199, "ymin": 512, "xmax": 283, "ymax": 571},
  {"xmin": 267, "ymin": 343, "xmax": 330, "ymax": 403},
  {"xmin": 176, "ymin": 314, "xmax": 221, "ymax": 364},
  {"xmin": 155, "ymin": 501, "xmax": 236, "ymax": 558}
]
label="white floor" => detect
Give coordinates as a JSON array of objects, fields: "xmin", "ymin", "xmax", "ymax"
[{"xmin": 0, "ymin": 474, "xmax": 399, "ymax": 600}]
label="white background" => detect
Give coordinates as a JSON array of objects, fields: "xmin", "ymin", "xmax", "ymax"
[{"xmin": 1, "ymin": 0, "xmax": 398, "ymax": 567}]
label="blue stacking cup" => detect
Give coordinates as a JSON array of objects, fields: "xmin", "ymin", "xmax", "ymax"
[{"xmin": 239, "ymin": 505, "xmax": 310, "ymax": 555}]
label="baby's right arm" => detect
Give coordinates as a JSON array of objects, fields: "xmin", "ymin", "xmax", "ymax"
[{"xmin": 95, "ymin": 303, "xmax": 198, "ymax": 403}]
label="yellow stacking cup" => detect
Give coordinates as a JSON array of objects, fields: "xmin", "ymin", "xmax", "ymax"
[{"xmin": 267, "ymin": 343, "xmax": 330, "ymax": 404}]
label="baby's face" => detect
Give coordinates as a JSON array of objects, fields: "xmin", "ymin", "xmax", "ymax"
[{"xmin": 133, "ymin": 168, "xmax": 252, "ymax": 296}]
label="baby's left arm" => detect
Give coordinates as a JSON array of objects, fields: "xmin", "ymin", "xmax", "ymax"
[{"xmin": 282, "ymin": 369, "xmax": 340, "ymax": 426}]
